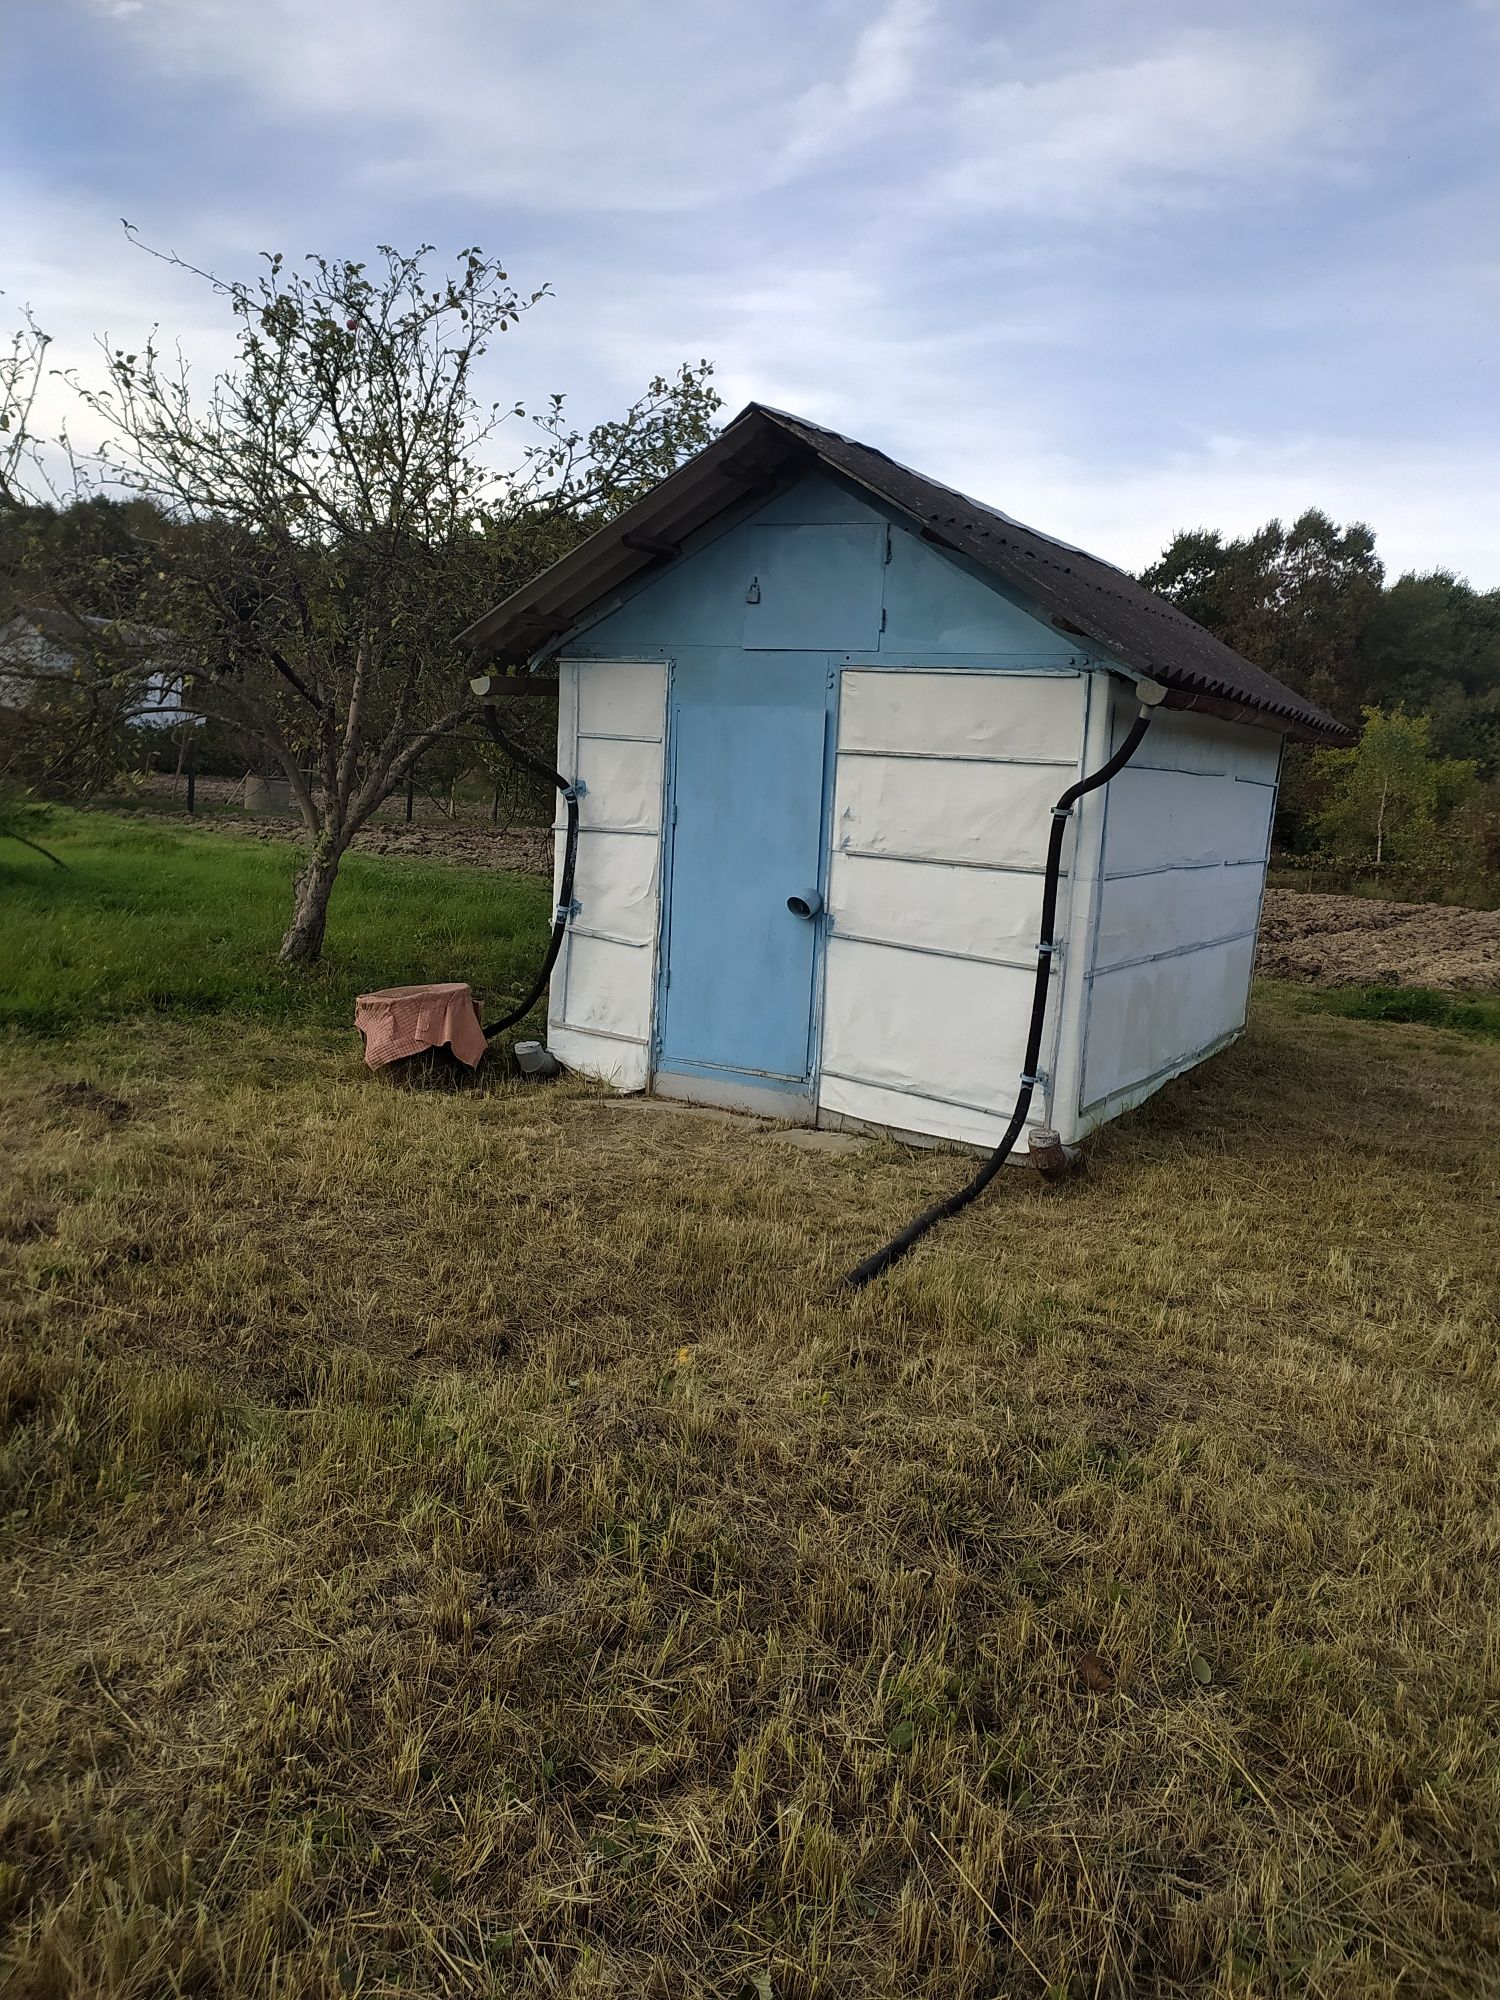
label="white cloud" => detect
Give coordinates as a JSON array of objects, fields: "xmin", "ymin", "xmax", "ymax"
[
  {"xmin": 77, "ymin": 0, "xmax": 836, "ymax": 214},
  {"xmin": 825, "ymin": 0, "xmax": 931, "ymax": 117},
  {"xmin": 933, "ymin": 32, "xmax": 1346, "ymax": 217},
  {"xmin": 0, "ymin": 182, "xmax": 247, "ymax": 481},
  {"xmin": 781, "ymin": 0, "xmax": 935, "ymax": 166},
  {"xmin": 75, "ymin": 3, "xmax": 1351, "ymax": 225}
]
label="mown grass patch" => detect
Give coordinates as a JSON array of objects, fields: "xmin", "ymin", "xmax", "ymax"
[
  {"xmin": 2, "ymin": 993, "xmax": 1498, "ymax": 1998},
  {"xmin": 3, "ymin": 821, "xmax": 1498, "ymax": 1995},
  {"xmin": 0, "ymin": 809, "xmax": 549, "ymax": 1034}
]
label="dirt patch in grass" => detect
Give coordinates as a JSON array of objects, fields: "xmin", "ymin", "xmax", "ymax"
[
  {"xmin": 40, "ymin": 1079, "xmax": 134, "ymax": 1125},
  {"xmin": 1256, "ymin": 888, "xmax": 1500, "ymax": 992},
  {"xmin": 2, "ymin": 996, "xmax": 1498, "ymax": 1996}
]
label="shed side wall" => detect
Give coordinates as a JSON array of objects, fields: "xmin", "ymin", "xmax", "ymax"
[{"xmin": 1078, "ymin": 683, "xmax": 1280, "ymax": 1122}]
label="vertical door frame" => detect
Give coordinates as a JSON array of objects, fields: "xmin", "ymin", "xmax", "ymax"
[
  {"xmin": 806, "ymin": 659, "xmax": 841, "ymax": 1122},
  {"xmin": 648, "ymin": 655, "xmax": 679, "ymax": 1078}
]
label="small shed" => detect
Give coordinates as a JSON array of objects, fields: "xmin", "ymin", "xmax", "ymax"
[{"xmin": 463, "ymin": 406, "xmax": 1344, "ymax": 1149}]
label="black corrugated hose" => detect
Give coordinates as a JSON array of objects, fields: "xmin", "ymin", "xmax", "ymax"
[
  {"xmin": 478, "ymin": 698, "xmax": 581, "ymax": 1041},
  {"xmin": 843, "ymin": 699, "xmax": 1158, "ymax": 1289}
]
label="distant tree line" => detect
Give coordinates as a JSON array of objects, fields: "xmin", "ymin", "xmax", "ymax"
[{"xmin": 1142, "ymin": 513, "xmax": 1499, "ymax": 901}]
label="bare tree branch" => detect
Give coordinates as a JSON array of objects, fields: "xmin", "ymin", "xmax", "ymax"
[{"xmin": 30, "ymin": 232, "xmax": 719, "ymax": 963}]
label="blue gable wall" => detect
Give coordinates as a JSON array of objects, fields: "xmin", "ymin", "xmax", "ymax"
[{"xmin": 568, "ymin": 467, "xmax": 1090, "ymax": 667}]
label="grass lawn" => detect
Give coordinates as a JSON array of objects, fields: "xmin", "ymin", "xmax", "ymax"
[
  {"xmin": 0, "ymin": 810, "xmax": 551, "ymax": 1033},
  {"xmin": 2, "ymin": 816, "xmax": 1498, "ymax": 1998},
  {"xmin": 1285, "ymin": 982, "xmax": 1500, "ymax": 1040}
]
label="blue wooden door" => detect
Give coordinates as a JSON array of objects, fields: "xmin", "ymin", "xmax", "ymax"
[{"xmin": 656, "ymin": 653, "xmax": 829, "ymax": 1104}]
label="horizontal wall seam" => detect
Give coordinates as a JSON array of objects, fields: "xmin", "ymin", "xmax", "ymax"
[
  {"xmin": 655, "ymin": 1058, "xmax": 807, "ymax": 1084},
  {"xmin": 837, "ymin": 847, "xmax": 1067, "ymax": 878},
  {"xmin": 840, "ymin": 662, "xmax": 1084, "ymax": 677},
  {"xmin": 567, "ymin": 927, "xmax": 650, "ymax": 949},
  {"xmin": 551, "ymin": 1021, "xmax": 649, "ymax": 1047},
  {"xmin": 1111, "ymin": 767, "xmax": 1277, "ymax": 787},
  {"xmin": 1120, "ymin": 764, "xmax": 1229, "ymax": 778},
  {"xmin": 827, "ymin": 928, "xmax": 1036, "ymax": 971},
  {"xmin": 1089, "ymin": 928, "xmax": 1258, "ymax": 977},
  {"xmin": 1101, "ymin": 857, "xmax": 1264, "ymax": 878},
  {"xmin": 821, "ymin": 1068, "xmax": 1046, "ymax": 1123},
  {"xmin": 554, "ymin": 823, "xmax": 661, "ymax": 838},
  {"xmin": 835, "ymin": 748, "xmax": 1077, "ymax": 769}
]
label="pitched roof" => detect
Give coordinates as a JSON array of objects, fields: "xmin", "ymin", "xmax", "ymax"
[{"xmin": 462, "ymin": 403, "xmax": 1348, "ymax": 743}]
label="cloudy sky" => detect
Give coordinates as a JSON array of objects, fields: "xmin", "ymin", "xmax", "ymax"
[{"xmin": 3, "ymin": 0, "xmax": 1496, "ymax": 582}]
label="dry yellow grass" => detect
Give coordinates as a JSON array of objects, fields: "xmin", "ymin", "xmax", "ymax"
[{"xmin": 2, "ymin": 997, "xmax": 1498, "ymax": 1998}]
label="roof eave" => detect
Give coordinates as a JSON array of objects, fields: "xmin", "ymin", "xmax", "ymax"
[
  {"xmin": 1155, "ymin": 684, "xmax": 1352, "ymax": 745},
  {"xmin": 458, "ymin": 410, "xmax": 810, "ymax": 660}
]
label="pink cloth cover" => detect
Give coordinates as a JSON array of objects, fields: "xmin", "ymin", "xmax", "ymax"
[{"xmin": 355, "ymin": 981, "xmax": 487, "ymax": 1069}]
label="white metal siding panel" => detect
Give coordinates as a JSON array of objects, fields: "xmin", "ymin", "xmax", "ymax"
[
  {"xmin": 834, "ymin": 757, "xmax": 1073, "ymax": 869},
  {"xmin": 1043, "ymin": 673, "xmax": 1112, "ymax": 1140},
  {"xmin": 1078, "ymin": 693, "xmax": 1279, "ymax": 1120},
  {"xmin": 839, "ymin": 668, "xmax": 1083, "ymax": 761},
  {"xmin": 565, "ymin": 832, "xmax": 660, "ymax": 945},
  {"xmin": 832, "ymin": 854, "xmax": 1044, "ymax": 965},
  {"xmin": 1100, "ymin": 766, "xmax": 1272, "ymax": 873},
  {"xmin": 1092, "ymin": 863, "xmax": 1266, "ymax": 970},
  {"xmin": 575, "ymin": 736, "xmax": 663, "ymax": 834},
  {"xmin": 548, "ymin": 658, "xmax": 667, "ymax": 1091},
  {"xmin": 1127, "ymin": 713, "xmax": 1281, "ymax": 781},
  {"xmin": 1083, "ymin": 936, "xmax": 1257, "ymax": 1108},
  {"xmin": 576, "ymin": 659, "xmax": 669, "ymax": 738},
  {"xmin": 818, "ymin": 669, "xmax": 1088, "ymax": 1149},
  {"xmin": 819, "ymin": 1074, "xmax": 1029, "ymax": 1151},
  {"xmin": 822, "ymin": 939, "xmax": 1037, "ymax": 1107},
  {"xmin": 553, "ymin": 933, "xmax": 657, "ymax": 1038}
]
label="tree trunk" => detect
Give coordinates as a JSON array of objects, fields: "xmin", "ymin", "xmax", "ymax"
[{"xmin": 279, "ymin": 842, "xmax": 345, "ymax": 966}]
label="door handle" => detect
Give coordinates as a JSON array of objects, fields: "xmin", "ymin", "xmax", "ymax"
[{"xmin": 787, "ymin": 889, "xmax": 823, "ymax": 919}]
